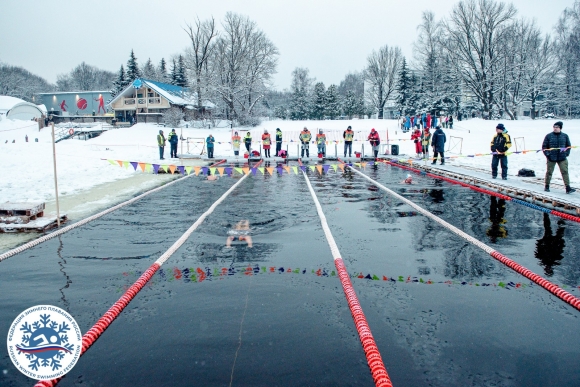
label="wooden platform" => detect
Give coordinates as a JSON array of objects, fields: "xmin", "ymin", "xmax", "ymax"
[
  {"xmin": 0, "ymin": 202, "xmax": 66, "ymax": 232},
  {"xmin": 384, "ymin": 157, "xmax": 580, "ymax": 217}
]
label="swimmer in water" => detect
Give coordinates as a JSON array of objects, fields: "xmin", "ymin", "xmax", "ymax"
[
  {"xmin": 226, "ymin": 220, "xmax": 253, "ymax": 248},
  {"xmin": 402, "ymin": 174, "xmax": 414, "ymax": 184}
]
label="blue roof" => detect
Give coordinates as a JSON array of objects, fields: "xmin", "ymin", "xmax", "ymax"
[{"xmin": 139, "ymin": 79, "xmax": 188, "ymax": 96}]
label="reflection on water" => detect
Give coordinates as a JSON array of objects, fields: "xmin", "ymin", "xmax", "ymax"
[
  {"xmin": 486, "ymin": 196, "xmax": 508, "ymax": 243},
  {"xmin": 535, "ymin": 213, "xmax": 566, "ymax": 277}
]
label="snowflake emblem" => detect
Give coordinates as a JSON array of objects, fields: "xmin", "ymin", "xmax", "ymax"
[{"xmin": 17, "ymin": 313, "xmax": 74, "ymax": 372}]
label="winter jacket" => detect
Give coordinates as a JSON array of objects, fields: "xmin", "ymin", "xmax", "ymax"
[
  {"xmin": 542, "ymin": 132, "xmax": 571, "ymax": 162},
  {"xmin": 490, "ymin": 132, "xmax": 512, "ymax": 154},
  {"xmin": 157, "ymin": 134, "xmax": 166, "ymax": 147},
  {"xmin": 300, "ymin": 130, "xmax": 311, "ymax": 143},
  {"xmin": 431, "ymin": 127, "xmax": 446, "ymax": 152},
  {"xmin": 206, "ymin": 136, "xmax": 215, "ymax": 148},
  {"xmin": 343, "ymin": 130, "xmax": 354, "ymax": 142},
  {"xmin": 261, "ymin": 134, "xmax": 271, "ymax": 149},
  {"xmin": 244, "ymin": 133, "xmax": 252, "ymax": 145},
  {"xmin": 168, "ymin": 132, "xmax": 178, "ymax": 145},
  {"xmin": 404, "ymin": 116, "xmax": 411, "ymax": 128},
  {"xmin": 276, "ymin": 130, "xmax": 282, "ymax": 143},
  {"xmin": 368, "ymin": 131, "xmax": 380, "ymax": 146}
]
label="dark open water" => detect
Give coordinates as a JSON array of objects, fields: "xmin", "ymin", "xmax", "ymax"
[{"xmin": 1, "ymin": 163, "xmax": 579, "ymax": 386}]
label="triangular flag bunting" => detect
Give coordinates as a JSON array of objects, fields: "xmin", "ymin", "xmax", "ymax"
[
  {"xmin": 235, "ymin": 167, "xmax": 243, "ymax": 174},
  {"xmin": 194, "ymin": 166, "xmax": 201, "ymax": 176},
  {"xmin": 292, "ymin": 166, "xmax": 298, "ymax": 174},
  {"xmin": 153, "ymin": 164, "xmax": 160, "ymax": 174},
  {"xmin": 251, "ymin": 168, "xmax": 257, "ymax": 176},
  {"xmin": 217, "ymin": 167, "xmax": 225, "ymax": 176},
  {"xmin": 283, "ymin": 166, "xmax": 291, "ymax": 174},
  {"xmin": 123, "ymin": 161, "xmax": 130, "ymax": 169},
  {"xmin": 242, "ymin": 167, "xmax": 250, "ymax": 175},
  {"xmin": 258, "ymin": 167, "xmax": 265, "ymax": 174},
  {"xmin": 332, "ymin": 164, "xmax": 338, "ymax": 172},
  {"xmin": 277, "ymin": 167, "xmax": 283, "ymax": 175},
  {"xmin": 361, "ymin": 162, "xmax": 367, "ymax": 169},
  {"xmin": 309, "ymin": 165, "xmax": 315, "ymax": 171},
  {"xmin": 177, "ymin": 166, "xmax": 185, "ymax": 175},
  {"xmin": 145, "ymin": 164, "xmax": 152, "ymax": 173},
  {"xmin": 316, "ymin": 165, "xmax": 323, "ymax": 174},
  {"xmin": 138, "ymin": 162, "xmax": 146, "ymax": 172},
  {"xmin": 130, "ymin": 161, "xmax": 138, "ymax": 170},
  {"xmin": 107, "ymin": 159, "xmax": 116, "ymax": 165},
  {"xmin": 209, "ymin": 167, "xmax": 216, "ymax": 175},
  {"xmin": 116, "ymin": 160, "xmax": 123, "ymax": 167},
  {"xmin": 225, "ymin": 167, "xmax": 233, "ymax": 176},
  {"xmin": 338, "ymin": 164, "xmax": 345, "ymax": 171},
  {"xmin": 185, "ymin": 166, "xmax": 192, "ymax": 175},
  {"xmin": 169, "ymin": 165, "xmax": 177, "ymax": 174},
  {"xmin": 201, "ymin": 166, "xmax": 208, "ymax": 175},
  {"xmin": 266, "ymin": 167, "xmax": 274, "ymax": 175},
  {"xmin": 323, "ymin": 164, "xmax": 330, "ymax": 174}
]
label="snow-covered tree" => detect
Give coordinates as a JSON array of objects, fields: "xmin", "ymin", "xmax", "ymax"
[
  {"xmin": 170, "ymin": 59, "xmax": 178, "ymax": 86},
  {"xmin": 325, "ymin": 84, "xmax": 341, "ymax": 119},
  {"xmin": 289, "ymin": 67, "xmax": 313, "ymax": 120},
  {"xmin": 311, "ymin": 82, "xmax": 326, "ymax": 119},
  {"xmin": 363, "ymin": 44, "xmax": 402, "ymax": 118},
  {"xmin": 396, "ymin": 58, "xmax": 412, "ymax": 115},
  {"xmin": 141, "ymin": 58, "xmax": 157, "ymax": 80},
  {"xmin": 111, "ymin": 65, "xmax": 128, "ymax": 97},
  {"xmin": 0, "ymin": 63, "xmax": 53, "ymax": 101},
  {"xmin": 342, "ymin": 90, "xmax": 359, "ymax": 119},
  {"xmin": 174, "ymin": 55, "xmax": 188, "ymax": 87},
  {"xmin": 158, "ymin": 58, "xmax": 169, "ymax": 83},
  {"xmin": 126, "ymin": 49, "xmax": 141, "ymax": 81}
]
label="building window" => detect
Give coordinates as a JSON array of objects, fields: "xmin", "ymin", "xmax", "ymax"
[{"xmin": 524, "ymin": 111, "xmax": 530, "ymax": 117}]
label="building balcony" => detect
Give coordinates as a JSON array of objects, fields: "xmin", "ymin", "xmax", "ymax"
[{"xmin": 123, "ymin": 97, "xmax": 162, "ymax": 106}]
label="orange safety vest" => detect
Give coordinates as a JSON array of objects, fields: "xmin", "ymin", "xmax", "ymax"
[
  {"xmin": 344, "ymin": 130, "xmax": 354, "ymax": 141},
  {"xmin": 316, "ymin": 134, "xmax": 326, "ymax": 144},
  {"xmin": 262, "ymin": 134, "xmax": 271, "ymax": 145},
  {"xmin": 232, "ymin": 135, "xmax": 241, "ymax": 147}
]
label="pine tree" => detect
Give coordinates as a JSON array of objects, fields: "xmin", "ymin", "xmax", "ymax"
[
  {"xmin": 174, "ymin": 55, "xmax": 188, "ymax": 87},
  {"xmin": 158, "ymin": 58, "xmax": 168, "ymax": 83},
  {"xmin": 311, "ymin": 82, "xmax": 326, "ymax": 119},
  {"xmin": 141, "ymin": 58, "xmax": 157, "ymax": 80},
  {"xmin": 396, "ymin": 58, "xmax": 411, "ymax": 115},
  {"xmin": 289, "ymin": 67, "xmax": 313, "ymax": 120},
  {"xmin": 170, "ymin": 59, "xmax": 178, "ymax": 86},
  {"xmin": 342, "ymin": 90, "xmax": 359, "ymax": 119},
  {"xmin": 324, "ymin": 84, "xmax": 340, "ymax": 119},
  {"xmin": 126, "ymin": 49, "xmax": 141, "ymax": 81},
  {"xmin": 111, "ymin": 65, "xmax": 127, "ymax": 97}
]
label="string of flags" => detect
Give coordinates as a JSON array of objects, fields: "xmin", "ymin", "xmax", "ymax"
[
  {"xmin": 117, "ymin": 264, "xmax": 580, "ymax": 292},
  {"xmin": 106, "ymin": 159, "xmax": 374, "ymax": 176}
]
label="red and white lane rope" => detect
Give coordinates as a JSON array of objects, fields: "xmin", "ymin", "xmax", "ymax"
[
  {"xmin": 34, "ymin": 165, "xmax": 251, "ymax": 387},
  {"xmin": 347, "ymin": 165, "xmax": 580, "ymax": 312},
  {"xmin": 301, "ymin": 170, "xmax": 393, "ymax": 387},
  {"xmin": 0, "ymin": 160, "xmax": 227, "ymax": 263}
]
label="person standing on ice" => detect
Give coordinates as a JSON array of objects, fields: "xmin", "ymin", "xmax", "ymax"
[
  {"xmin": 316, "ymin": 129, "xmax": 326, "ymax": 157},
  {"xmin": 275, "ymin": 128, "xmax": 283, "ymax": 156},
  {"xmin": 244, "ymin": 131, "xmax": 252, "ymax": 153},
  {"xmin": 411, "ymin": 128, "xmax": 422, "ymax": 158},
  {"xmin": 262, "ymin": 129, "xmax": 271, "ymax": 158},
  {"xmin": 157, "ymin": 130, "xmax": 166, "ymax": 160},
  {"xmin": 421, "ymin": 127, "xmax": 432, "ymax": 160},
  {"xmin": 368, "ymin": 128, "xmax": 380, "ymax": 159},
  {"xmin": 168, "ymin": 129, "xmax": 178, "ymax": 158},
  {"xmin": 232, "ymin": 131, "xmax": 241, "ymax": 157},
  {"xmin": 343, "ymin": 126, "xmax": 354, "ymax": 157},
  {"xmin": 543, "ymin": 121, "xmax": 575, "ymax": 193},
  {"xmin": 431, "ymin": 125, "xmax": 446, "ymax": 165},
  {"xmin": 490, "ymin": 123, "xmax": 511, "ymax": 180},
  {"xmin": 300, "ymin": 127, "xmax": 311, "ymax": 158},
  {"xmin": 206, "ymin": 134, "xmax": 215, "ymax": 159}
]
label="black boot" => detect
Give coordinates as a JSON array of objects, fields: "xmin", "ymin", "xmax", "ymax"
[
  {"xmin": 544, "ymin": 185, "xmax": 550, "ymax": 192},
  {"xmin": 566, "ymin": 185, "xmax": 576, "ymax": 194}
]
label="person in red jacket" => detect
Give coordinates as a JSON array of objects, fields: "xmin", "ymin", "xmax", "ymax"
[
  {"xmin": 411, "ymin": 128, "xmax": 422, "ymax": 158},
  {"xmin": 426, "ymin": 113, "xmax": 432, "ymax": 129},
  {"xmin": 368, "ymin": 128, "xmax": 380, "ymax": 159},
  {"xmin": 261, "ymin": 129, "xmax": 271, "ymax": 158}
]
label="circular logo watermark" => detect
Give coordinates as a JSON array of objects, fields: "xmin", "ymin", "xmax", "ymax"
[{"xmin": 6, "ymin": 305, "xmax": 82, "ymax": 380}]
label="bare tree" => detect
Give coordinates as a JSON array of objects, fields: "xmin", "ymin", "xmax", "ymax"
[
  {"xmin": 184, "ymin": 17, "xmax": 218, "ymax": 114},
  {"xmin": 442, "ymin": 0, "xmax": 517, "ymax": 118},
  {"xmin": 363, "ymin": 45, "xmax": 402, "ymax": 118},
  {"xmin": 0, "ymin": 63, "xmax": 53, "ymax": 102}
]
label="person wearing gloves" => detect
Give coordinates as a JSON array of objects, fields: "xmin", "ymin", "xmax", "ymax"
[
  {"xmin": 157, "ymin": 129, "xmax": 166, "ymax": 160},
  {"xmin": 542, "ymin": 121, "xmax": 575, "ymax": 193},
  {"xmin": 368, "ymin": 128, "xmax": 380, "ymax": 159},
  {"xmin": 490, "ymin": 123, "xmax": 511, "ymax": 180}
]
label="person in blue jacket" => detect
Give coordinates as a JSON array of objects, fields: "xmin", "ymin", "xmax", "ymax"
[
  {"xmin": 168, "ymin": 129, "xmax": 179, "ymax": 158},
  {"xmin": 206, "ymin": 134, "xmax": 215, "ymax": 158},
  {"xmin": 404, "ymin": 116, "xmax": 411, "ymax": 132},
  {"xmin": 431, "ymin": 126, "xmax": 446, "ymax": 165}
]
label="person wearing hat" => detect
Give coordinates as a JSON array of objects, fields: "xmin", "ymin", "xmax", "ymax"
[
  {"xmin": 262, "ymin": 129, "xmax": 272, "ymax": 158},
  {"xmin": 232, "ymin": 131, "xmax": 241, "ymax": 156},
  {"xmin": 157, "ymin": 129, "xmax": 166, "ymax": 160},
  {"xmin": 168, "ymin": 128, "xmax": 179, "ymax": 158},
  {"xmin": 490, "ymin": 123, "xmax": 511, "ymax": 180},
  {"xmin": 542, "ymin": 121, "xmax": 575, "ymax": 193},
  {"xmin": 402, "ymin": 174, "xmax": 414, "ymax": 184},
  {"xmin": 431, "ymin": 125, "xmax": 446, "ymax": 165},
  {"xmin": 343, "ymin": 126, "xmax": 354, "ymax": 157},
  {"xmin": 316, "ymin": 129, "xmax": 326, "ymax": 157},
  {"xmin": 244, "ymin": 131, "xmax": 252, "ymax": 153},
  {"xmin": 275, "ymin": 128, "xmax": 283, "ymax": 156},
  {"xmin": 421, "ymin": 127, "xmax": 432, "ymax": 160},
  {"xmin": 368, "ymin": 128, "xmax": 380, "ymax": 159}
]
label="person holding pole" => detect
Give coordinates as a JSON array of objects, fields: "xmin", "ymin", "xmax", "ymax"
[{"xmin": 543, "ymin": 121, "xmax": 575, "ymax": 193}]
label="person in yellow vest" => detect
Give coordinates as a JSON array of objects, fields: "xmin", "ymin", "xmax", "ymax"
[
  {"xmin": 157, "ymin": 129, "xmax": 166, "ymax": 160},
  {"xmin": 316, "ymin": 129, "xmax": 326, "ymax": 157},
  {"xmin": 275, "ymin": 128, "xmax": 283, "ymax": 156},
  {"xmin": 421, "ymin": 127, "xmax": 432, "ymax": 160},
  {"xmin": 232, "ymin": 131, "xmax": 241, "ymax": 157},
  {"xmin": 299, "ymin": 127, "xmax": 311, "ymax": 158},
  {"xmin": 343, "ymin": 126, "xmax": 354, "ymax": 157},
  {"xmin": 244, "ymin": 131, "xmax": 252, "ymax": 153},
  {"xmin": 262, "ymin": 129, "xmax": 272, "ymax": 158}
]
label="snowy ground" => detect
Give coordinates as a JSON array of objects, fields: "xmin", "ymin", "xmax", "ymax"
[{"xmin": 1, "ymin": 117, "xmax": 578, "ymax": 207}]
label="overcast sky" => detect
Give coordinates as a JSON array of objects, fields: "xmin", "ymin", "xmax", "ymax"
[{"xmin": 0, "ymin": 0, "xmax": 574, "ymax": 90}]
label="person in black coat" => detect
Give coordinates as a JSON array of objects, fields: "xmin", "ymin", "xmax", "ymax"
[
  {"xmin": 168, "ymin": 129, "xmax": 179, "ymax": 158},
  {"xmin": 490, "ymin": 123, "xmax": 511, "ymax": 180},
  {"xmin": 542, "ymin": 121, "xmax": 575, "ymax": 193},
  {"xmin": 431, "ymin": 126, "xmax": 446, "ymax": 165}
]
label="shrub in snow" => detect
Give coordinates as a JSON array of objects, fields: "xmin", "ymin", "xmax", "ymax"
[{"xmin": 163, "ymin": 107, "xmax": 184, "ymax": 128}]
